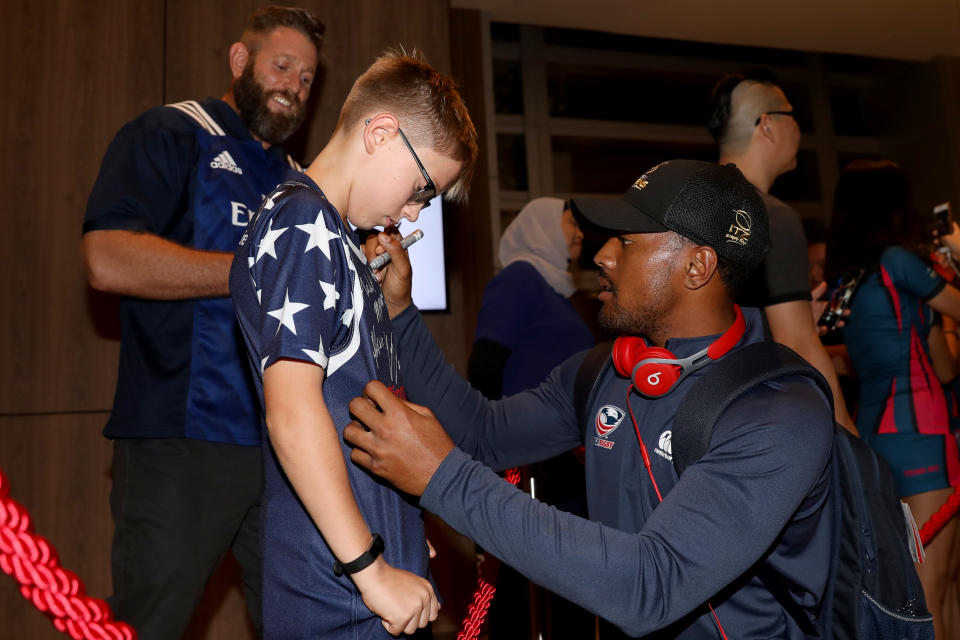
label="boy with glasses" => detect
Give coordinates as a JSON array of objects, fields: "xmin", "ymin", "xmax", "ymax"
[{"xmin": 230, "ymin": 50, "xmax": 477, "ymax": 638}]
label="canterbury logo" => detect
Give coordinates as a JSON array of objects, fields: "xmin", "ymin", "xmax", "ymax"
[
  {"xmin": 210, "ymin": 150, "xmax": 243, "ymax": 175},
  {"xmin": 725, "ymin": 209, "xmax": 751, "ymax": 246}
]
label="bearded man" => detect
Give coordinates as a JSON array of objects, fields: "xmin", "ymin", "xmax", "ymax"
[{"xmin": 81, "ymin": 7, "xmax": 323, "ymax": 638}]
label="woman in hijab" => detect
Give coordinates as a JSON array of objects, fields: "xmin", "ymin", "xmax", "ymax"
[{"xmin": 468, "ymin": 197, "xmax": 594, "ymax": 398}]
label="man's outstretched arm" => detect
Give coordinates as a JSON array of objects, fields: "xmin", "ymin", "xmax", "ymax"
[{"xmin": 345, "ymin": 378, "xmax": 833, "ymax": 637}]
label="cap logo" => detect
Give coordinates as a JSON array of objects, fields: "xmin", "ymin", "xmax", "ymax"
[
  {"xmin": 725, "ymin": 209, "xmax": 752, "ymax": 247},
  {"xmin": 631, "ymin": 161, "xmax": 668, "ymax": 191}
]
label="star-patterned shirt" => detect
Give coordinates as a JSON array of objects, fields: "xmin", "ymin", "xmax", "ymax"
[{"xmin": 230, "ymin": 174, "xmax": 429, "ymax": 636}]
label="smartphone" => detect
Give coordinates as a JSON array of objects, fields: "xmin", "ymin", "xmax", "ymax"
[
  {"xmin": 818, "ymin": 268, "xmax": 864, "ymax": 331},
  {"xmin": 934, "ymin": 202, "xmax": 952, "ymax": 237}
]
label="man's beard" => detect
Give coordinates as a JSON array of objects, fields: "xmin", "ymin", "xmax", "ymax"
[
  {"xmin": 597, "ymin": 272, "xmax": 674, "ymax": 338},
  {"xmin": 234, "ymin": 62, "xmax": 305, "ymax": 145}
]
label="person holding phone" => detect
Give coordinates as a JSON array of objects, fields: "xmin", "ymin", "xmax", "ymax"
[{"xmin": 826, "ymin": 158, "xmax": 960, "ymax": 639}]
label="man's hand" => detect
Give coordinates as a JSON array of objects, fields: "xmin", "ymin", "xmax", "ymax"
[
  {"xmin": 351, "ymin": 557, "xmax": 439, "ymax": 636},
  {"xmin": 363, "ymin": 227, "xmax": 414, "ymax": 319},
  {"xmin": 344, "ymin": 381, "xmax": 454, "ymax": 496}
]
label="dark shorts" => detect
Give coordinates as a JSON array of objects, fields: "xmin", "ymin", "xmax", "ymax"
[{"xmin": 865, "ymin": 432, "xmax": 960, "ymax": 496}]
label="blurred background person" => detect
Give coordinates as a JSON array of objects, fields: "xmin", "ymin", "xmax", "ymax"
[
  {"xmin": 708, "ymin": 68, "xmax": 855, "ymax": 431},
  {"xmin": 467, "ymin": 196, "xmax": 595, "ymax": 640},
  {"xmin": 805, "ymin": 217, "xmax": 828, "ymax": 292},
  {"xmin": 827, "ymin": 158, "xmax": 960, "ymax": 639}
]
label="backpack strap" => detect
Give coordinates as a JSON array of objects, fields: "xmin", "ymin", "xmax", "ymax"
[
  {"xmin": 672, "ymin": 341, "xmax": 832, "ymax": 637},
  {"xmin": 575, "ymin": 341, "xmax": 614, "ymax": 437},
  {"xmin": 672, "ymin": 341, "xmax": 832, "ymax": 477}
]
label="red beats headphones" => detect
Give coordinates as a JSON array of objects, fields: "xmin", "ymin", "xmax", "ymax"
[{"xmin": 613, "ymin": 305, "xmax": 746, "ymax": 398}]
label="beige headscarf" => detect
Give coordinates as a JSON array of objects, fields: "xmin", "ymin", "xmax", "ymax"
[{"xmin": 498, "ymin": 197, "xmax": 575, "ymax": 298}]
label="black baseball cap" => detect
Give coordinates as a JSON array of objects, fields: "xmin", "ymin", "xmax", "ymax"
[{"xmin": 570, "ymin": 159, "xmax": 770, "ymax": 271}]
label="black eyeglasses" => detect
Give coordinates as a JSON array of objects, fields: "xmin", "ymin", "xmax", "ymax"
[
  {"xmin": 397, "ymin": 128, "xmax": 436, "ymax": 208},
  {"xmin": 755, "ymin": 110, "xmax": 795, "ymax": 126}
]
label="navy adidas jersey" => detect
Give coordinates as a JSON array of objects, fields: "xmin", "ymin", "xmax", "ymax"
[
  {"xmin": 230, "ymin": 176, "xmax": 429, "ymax": 636},
  {"xmin": 83, "ymin": 98, "xmax": 298, "ymax": 444}
]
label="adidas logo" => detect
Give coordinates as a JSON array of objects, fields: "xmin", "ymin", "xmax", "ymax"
[{"xmin": 210, "ymin": 150, "xmax": 243, "ymax": 175}]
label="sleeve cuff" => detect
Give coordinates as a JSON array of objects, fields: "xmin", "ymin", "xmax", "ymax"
[
  {"xmin": 420, "ymin": 447, "xmax": 472, "ymax": 512},
  {"xmin": 923, "ymin": 278, "xmax": 948, "ymax": 301},
  {"xmin": 391, "ymin": 302, "xmax": 420, "ymax": 332}
]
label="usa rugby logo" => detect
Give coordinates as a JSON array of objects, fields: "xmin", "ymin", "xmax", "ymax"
[{"xmin": 596, "ymin": 405, "xmax": 626, "ymax": 437}]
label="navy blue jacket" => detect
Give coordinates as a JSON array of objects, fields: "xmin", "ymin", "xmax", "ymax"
[{"xmin": 394, "ymin": 305, "xmax": 834, "ymax": 638}]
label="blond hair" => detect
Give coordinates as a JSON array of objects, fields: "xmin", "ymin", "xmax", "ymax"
[{"xmin": 336, "ymin": 49, "xmax": 479, "ymax": 202}]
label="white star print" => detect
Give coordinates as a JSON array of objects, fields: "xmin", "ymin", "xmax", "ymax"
[
  {"xmin": 267, "ymin": 290, "xmax": 310, "ymax": 335},
  {"xmin": 256, "ymin": 219, "xmax": 289, "ymax": 263},
  {"xmin": 295, "ymin": 212, "xmax": 340, "ymax": 260},
  {"xmin": 341, "ymin": 307, "xmax": 354, "ymax": 327},
  {"xmin": 302, "ymin": 336, "xmax": 328, "ymax": 368},
  {"xmin": 319, "ymin": 279, "xmax": 340, "ymax": 310}
]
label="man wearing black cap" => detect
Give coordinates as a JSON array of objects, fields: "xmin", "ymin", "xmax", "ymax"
[{"xmin": 347, "ymin": 160, "xmax": 835, "ymax": 638}]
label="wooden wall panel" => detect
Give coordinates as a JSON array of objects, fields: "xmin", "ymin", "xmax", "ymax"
[
  {"xmin": 447, "ymin": 8, "xmax": 496, "ymax": 359},
  {"xmin": 0, "ymin": 413, "xmax": 114, "ymax": 639},
  {"xmin": 2, "ymin": 1, "xmax": 493, "ymax": 637},
  {"xmin": 0, "ymin": 0, "xmax": 162, "ymax": 415}
]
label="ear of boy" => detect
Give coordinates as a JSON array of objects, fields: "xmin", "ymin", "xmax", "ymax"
[{"xmin": 362, "ymin": 114, "xmax": 401, "ymax": 155}]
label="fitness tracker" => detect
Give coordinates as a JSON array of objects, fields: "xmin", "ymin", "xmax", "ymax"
[{"xmin": 333, "ymin": 533, "xmax": 385, "ymax": 577}]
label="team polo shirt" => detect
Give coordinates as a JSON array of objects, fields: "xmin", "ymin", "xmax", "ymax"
[
  {"xmin": 83, "ymin": 98, "xmax": 298, "ymax": 444},
  {"xmin": 230, "ymin": 176, "xmax": 429, "ymax": 637},
  {"xmin": 842, "ymin": 246, "xmax": 949, "ymax": 438}
]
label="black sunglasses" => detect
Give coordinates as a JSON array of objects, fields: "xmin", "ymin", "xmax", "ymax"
[
  {"xmin": 754, "ymin": 110, "xmax": 795, "ymax": 126},
  {"xmin": 397, "ymin": 128, "xmax": 436, "ymax": 208}
]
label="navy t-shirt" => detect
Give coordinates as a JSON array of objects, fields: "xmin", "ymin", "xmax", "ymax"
[{"xmin": 231, "ymin": 175, "xmax": 429, "ymax": 636}]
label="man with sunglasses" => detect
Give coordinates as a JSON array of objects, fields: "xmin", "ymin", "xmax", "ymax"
[
  {"xmin": 708, "ymin": 69, "xmax": 855, "ymax": 431},
  {"xmin": 230, "ymin": 50, "xmax": 478, "ymax": 638}
]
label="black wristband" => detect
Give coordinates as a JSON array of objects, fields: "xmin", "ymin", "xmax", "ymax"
[{"xmin": 333, "ymin": 534, "xmax": 385, "ymax": 577}]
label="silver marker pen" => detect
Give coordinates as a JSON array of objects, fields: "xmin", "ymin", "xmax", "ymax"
[{"xmin": 368, "ymin": 229, "xmax": 424, "ymax": 269}]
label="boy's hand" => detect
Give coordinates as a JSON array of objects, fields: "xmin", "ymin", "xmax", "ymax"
[
  {"xmin": 365, "ymin": 227, "xmax": 414, "ymax": 318},
  {"xmin": 345, "ymin": 380, "xmax": 454, "ymax": 496},
  {"xmin": 352, "ymin": 557, "xmax": 439, "ymax": 635}
]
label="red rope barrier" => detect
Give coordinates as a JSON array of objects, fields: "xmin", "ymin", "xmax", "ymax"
[
  {"xmin": 919, "ymin": 485, "xmax": 960, "ymax": 547},
  {"xmin": 0, "ymin": 468, "xmax": 136, "ymax": 640},
  {"xmin": 456, "ymin": 576, "xmax": 497, "ymax": 640},
  {"xmin": 455, "ymin": 466, "xmax": 522, "ymax": 639}
]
